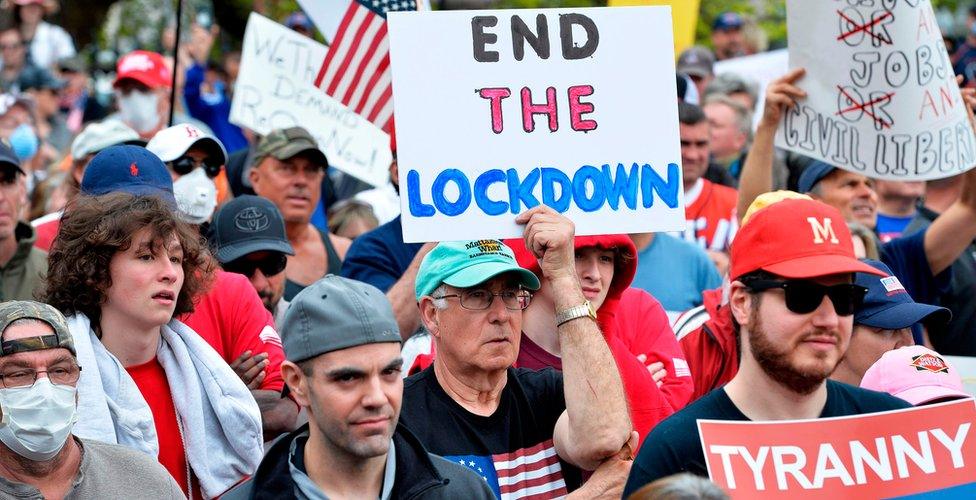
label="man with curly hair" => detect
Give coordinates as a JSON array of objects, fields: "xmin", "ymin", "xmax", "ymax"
[{"xmin": 42, "ymin": 145, "xmax": 264, "ymax": 499}]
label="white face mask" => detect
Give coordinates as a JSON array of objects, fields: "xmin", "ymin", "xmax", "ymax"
[
  {"xmin": 0, "ymin": 378, "xmax": 77, "ymax": 461},
  {"xmin": 118, "ymin": 90, "xmax": 161, "ymax": 133}
]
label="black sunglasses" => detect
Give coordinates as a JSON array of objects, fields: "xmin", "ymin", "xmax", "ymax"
[
  {"xmin": 171, "ymin": 156, "xmax": 222, "ymax": 178},
  {"xmin": 223, "ymin": 253, "xmax": 287, "ymax": 278},
  {"xmin": 744, "ymin": 279, "xmax": 867, "ymax": 316}
]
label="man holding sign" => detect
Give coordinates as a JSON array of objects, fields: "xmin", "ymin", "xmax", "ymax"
[{"xmin": 623, "ymin": 198, "xmax": 911, "ymax": 495}]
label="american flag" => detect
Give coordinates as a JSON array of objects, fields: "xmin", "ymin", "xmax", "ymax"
[
  {"xmin": 313, "ymin": 0, "xmax": 416, "ymax": 134},
  {"xmin": 445, "ymin": 440, "xmax": 568, "ymax": 499}
]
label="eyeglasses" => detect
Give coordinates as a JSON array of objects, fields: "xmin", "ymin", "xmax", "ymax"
[
  {"xmin": 433, "ymin": 288, "xmax": 532, "ymax": 311},
  {"xmin": 223, "ymin": 253, "xmax": 287, "ymax": 278},
  {"xmin": 0, "ymin": 43, "xmax": 23, "ymax": 51},
  {"xmin": 171, "ymin": 156, "xmax": 222, "ymax": 178},
  {"xmin": 745, "ymin": 279, "xmax": 867, "ymax": 316},
  {"xmin": 0, "ymin": 364, "xmax": 82, "ymax": 388}
]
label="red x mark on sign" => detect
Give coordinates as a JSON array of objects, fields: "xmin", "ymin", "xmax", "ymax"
[
  {"xmin": 836, "ymin": 10, "xmax": 893, "ymax": 45},
  {"xmin": 835, "ymin": 85, "xmax": 895, "ymax": 129}
]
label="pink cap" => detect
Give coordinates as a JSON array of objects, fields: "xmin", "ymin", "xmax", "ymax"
[{"xmin": 860, "ymin": 346, "xmax": 972, "ymax": 405}]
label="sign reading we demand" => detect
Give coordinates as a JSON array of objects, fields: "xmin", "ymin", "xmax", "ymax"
[
  {"xmin": 699, "ymin": 399, "xmax": 976, "ymax": 498},
  {"xmin": 776, "ymin": 0, "xmax": 976, "ymax": 181},
  {"xmin": 388, "ymin": 7, "xmax": 683, "ymax": 242}
]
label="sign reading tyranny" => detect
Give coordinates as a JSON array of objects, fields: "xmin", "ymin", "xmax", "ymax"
[
  {"xmin": 776, "ymin": 0, "xmax": 976, "ymax": 181},
  {"xmin": 230, "ymin": 13, "xmax": 392, "ymax": 187},
  {"xmin": 388, "ymin": 7, "xmax": 684, "ymax": 242},
  {"xmin": 698, "ymin": 399, "xmax": 976, "ymax": 498}
]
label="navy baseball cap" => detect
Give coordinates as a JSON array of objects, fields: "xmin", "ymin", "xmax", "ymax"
[
  {"xmin": 713, "ymin": 12, "xmax": 744, "ymax": 31},
  {"xmin": 797, "ymin": 160, "xmax": 837, "ymax": 194},
  {"xmin": 855, "ymin": 260, "xmax": 951, "ymax": 329},
  {"xmin": 208, "ymin": 195, "xmax": 295, "ymax": 264},
  {"xmin": 0, "ymin": 140, "xmax": 23, "ymax": 174},
  {"xmin": 81, "ymin": 145, "xmax": 176, "ymax": 205}
]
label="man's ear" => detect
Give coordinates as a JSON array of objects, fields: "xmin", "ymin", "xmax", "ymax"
[
  {"xmin": 729, "ymin": 281, "xmax": 753, "ymax": 328},
  {"xmin": 281, "ymin": 361, "xmax": 310, "ymax": 408},
  {"xmin": 248, "ymin": 160, "xmax": 262, "ymax": 188},
  {"xmin": 418, "ymin": 297, "xmax": 440, "ymax": 339}
]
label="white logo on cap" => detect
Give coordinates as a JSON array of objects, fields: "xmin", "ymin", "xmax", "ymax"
[
  {"xmin": 807, "ymin": 217, "xmax": 840, "ymax": 244},
  {"xmin": 118, "ymin": 53, "xmax": 155, "ymax": 74},
  {"xmin": 880, "ymin": 276, "xmax": 905, "ymax": 294}
]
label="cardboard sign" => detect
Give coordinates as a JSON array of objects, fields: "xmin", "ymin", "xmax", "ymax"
[
  {"xmin": 388, "ymin": 7, "xmax": 685, "ymax": 242},
  {"xmin": 229, "ymin": 13, "xmax": 392, "ymax": 187},
  {"xmin": 698, "ymin": 399, "xmax": 976, "ymax": 498},
  {"xmin": 776, "ymin": 1, "xmax": 976, "ymax": 181},
  {"xmin": 714, "ymin": 49, "xmax": 789, "ymax": 129}
]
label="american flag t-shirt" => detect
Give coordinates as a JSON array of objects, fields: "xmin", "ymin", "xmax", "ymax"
[
  {"xmin": 445, "ymin": 439, "xmax": 568, "ymax": 499},
  {"xmin": 314, "ymin": 0, "xmax": 416, "ymax": 134}
]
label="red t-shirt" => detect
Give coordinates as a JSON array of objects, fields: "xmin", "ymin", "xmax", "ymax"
[
  {"xmin": 682, "ymin": 178, "xmax": 738, "ymax": 252},
  {"xmin": 181, "ymin": 270, "xmax": 285, "ymax": 392},
  {"xmin": 126, "ymin": 357, "xmax": 200, "ymax": 498}
]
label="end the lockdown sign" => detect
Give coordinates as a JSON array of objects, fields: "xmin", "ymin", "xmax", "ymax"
[
  {"xmin": 388, "ymin": 7, "xmax": 684, "ymax": 242},
  {"xmin": 698, "ymin": 399, "xmax": 976, "ymax": 498}
]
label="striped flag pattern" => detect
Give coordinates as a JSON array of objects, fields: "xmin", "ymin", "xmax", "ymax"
[
  {"xmin": 446, "ymin": 439, "xmax": 568, "ymax": 499},
  {"xmin": 313, "ymin": 0, "xmax": 416, "ymax": 134}
]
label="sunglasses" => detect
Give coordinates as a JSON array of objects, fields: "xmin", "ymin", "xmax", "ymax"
[
  {"xmin": 744, "ymin": 279, "xmax": 867, "ymax": 316},
  {"xmin": 223, "ymin": 253, "xmax": 287, "ymax": 278},
  {"xmin": 171, "ymin": 156, "xmax": 222, "ymax": 178}
]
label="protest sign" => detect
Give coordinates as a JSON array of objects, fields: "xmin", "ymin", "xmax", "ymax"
[
  {"xmin": 388, "ymin": 8, "xmax": 684, "ymax": 242},
  {"xmin": 608, "ymin": 0, "xmax": 700, "ymax": 55},
  {"xmin": 229, "ymin": 13, "xmax": 392, "ymax": 187},
  {"xmin": 698, "ymin": 399, "xmax": 976, "ymax": 498},
  {"xmin": 776, "ymin": 1, "xmax": 976, "ymax": 181},
  {"xmin": 714, "ymin": 49, "xmax": 788, "ymax": 128}
]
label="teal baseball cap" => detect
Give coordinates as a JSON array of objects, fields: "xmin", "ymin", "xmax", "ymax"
[{"xmin": 415, "ymin": 240, "xmax": 541, "ymax": 300}]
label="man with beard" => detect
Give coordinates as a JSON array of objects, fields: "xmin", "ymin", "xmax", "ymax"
[{"xmin": 623, "ymin": 198, "xmax": 912, "ymax": 494}]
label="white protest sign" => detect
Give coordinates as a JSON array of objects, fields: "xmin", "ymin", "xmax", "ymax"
[
  {"xmin": 714, "ymin": 49, "xmax": 788, "ymax": 129},
  {"xmin": 388, "ymin": 7, "xmax": 684, "ymax": 243},
  {"xmin": 776, "ymin": 1, "xmax": 976, "ymax": 181},
  {"xmin": 230, "ymin": 13, "xmax": 392, "ymax": 187}
]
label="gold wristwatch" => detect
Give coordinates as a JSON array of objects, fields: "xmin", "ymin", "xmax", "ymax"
[{"xmin": 555, "ymin": 301, "xmax": 597, "ymax": 327}]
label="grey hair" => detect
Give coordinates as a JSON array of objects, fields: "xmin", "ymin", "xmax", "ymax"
[
  {"xmin": 704, "ymin": 73, "xmax": 759, "ymax": 110},
  {"xmin": 703, "ymin": 94, "xmax": 754, "ymax": 140},
  {"xmin": 430, "ymin": 284, "xmax": 449, "ymax": 310},
  {"xmin": 627, "ymin": 472, "xmax": 729, "ymax": 500}
]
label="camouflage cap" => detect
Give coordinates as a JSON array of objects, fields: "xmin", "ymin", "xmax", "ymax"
[
  {"xmin": 252, "ymin": 127, "xmax": 328, "ymax": 170},
  {"xmin": 0, "ymin": 301, "xmax": 74, "ymax": 357}
]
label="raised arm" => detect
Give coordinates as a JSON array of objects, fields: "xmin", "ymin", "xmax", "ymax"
[
  {"xmin": 736, "ymin": 68, "xmax": 807, "ymax": 221},
  {"xmin": 515, "ymin": 206, "xmax": 630, "ymax": 471}
]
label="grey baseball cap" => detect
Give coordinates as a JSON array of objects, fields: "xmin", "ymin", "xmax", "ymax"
[{"xmin": 281, "ymin": 275, "xmax": 401, "ymax": 363}]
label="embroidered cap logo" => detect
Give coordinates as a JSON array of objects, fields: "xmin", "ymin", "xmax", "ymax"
[
  {"xmin": 806, "ymin": 217, "xmax": 840, "ymax": 244},
  {"xmin": 910, "ymin": 354, "xmax": 950, "ymax": 374},
  {"xmin": 129, "ymin": 162, "xmax": 139, "ymax": 176}
]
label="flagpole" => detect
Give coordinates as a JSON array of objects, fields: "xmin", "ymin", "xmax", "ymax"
[{"xmin": 169, "ymin": 0, "xmax": 183, "ymax": 127}]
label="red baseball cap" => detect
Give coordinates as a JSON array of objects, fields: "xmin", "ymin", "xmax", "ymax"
[
  {"xmin": 114, "ymin": 50, "xmax": 172, "ymax": 89},
  {"xmin": 730, "ymin": 198, "xmax": 885, "ymax": 281}
]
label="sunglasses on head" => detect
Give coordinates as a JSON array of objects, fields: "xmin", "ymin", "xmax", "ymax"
[
  {"xmin": 223, "ymin": 253, "xmax": 287, "ymax": 279},
  {"xmin": 171, "ymin": 156, "xmax": 221, "ymax": 178},
  {"xmin": 744, "ymin": 279, "xmax": 867, "ymax": 316}
]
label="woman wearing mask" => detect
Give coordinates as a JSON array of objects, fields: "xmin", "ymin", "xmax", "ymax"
[{"xmin": 43, "ymin": 188, "xmax": 263, "ymax": 499}]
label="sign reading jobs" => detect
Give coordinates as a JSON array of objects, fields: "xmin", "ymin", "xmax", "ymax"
[
  {"xmin": 229, "ymin": 13, "xmax": 392, "ymax": 187},
  {"xmin": 776, "ymin": 0, "xmax": 976, "ymax": 181},
  {"xmin": 698, "ymin": 399, "xmax": 976, "ymax": 498},
  {"xmin": 388, "ymin": 7, "xmax": 684, "ymax": 242}
]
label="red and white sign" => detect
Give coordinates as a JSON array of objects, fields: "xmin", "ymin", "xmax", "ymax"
[{"xmin": 698, "ymin": 400, "xmax": 976, "ymax": 498}]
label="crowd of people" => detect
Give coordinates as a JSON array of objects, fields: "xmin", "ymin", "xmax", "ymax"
[{"xmin": 0, "ymin": 2, "xmax": 975, "ymax": 499}]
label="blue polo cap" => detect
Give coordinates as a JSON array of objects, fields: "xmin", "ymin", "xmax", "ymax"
[
  {"xmin": 854, "ymin": 259, "xmax": 951, "ymax": 329},
  {"xmin": 797, "ymin": 160, "xmax": 837, "ymax": 193},
  {"xmin": 713, "ymin": 12, "xmax": 744, "ymax": 31},
  {"xmin": 81, "ymin": 145, "xmax": 176, "ymax": 205}
]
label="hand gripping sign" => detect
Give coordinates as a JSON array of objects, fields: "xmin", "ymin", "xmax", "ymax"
[
  {"xmin": 698, "ymin": 399, "xmax": 976, "ymax": 498},
  {"xmin": 387, "ymin": 7, "xmax": 685, "ymax": 242},
  {"xmin": 776, "ymin": 0, "xmax": 976, "ymax": 181}
]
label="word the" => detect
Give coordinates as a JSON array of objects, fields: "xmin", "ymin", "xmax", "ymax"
[
  {"xmin": 406, "ymin": 163, "xmax": 679, "ymax": 218},
  {"xmin": 478, "ymin": 85, "xmax": 596, "ymax": 133}
]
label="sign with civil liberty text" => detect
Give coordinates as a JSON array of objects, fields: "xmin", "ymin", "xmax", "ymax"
[
  {"xmin": 388, "ymin": 7, "xmax": 685, "ymax": 242},
  {"xmin": 229, "ymin": 13, "xmax": 392, "ymax": 187},
  {"xmin": 776, "ymin": 0, "xmax": 976, "ymax": 181}
]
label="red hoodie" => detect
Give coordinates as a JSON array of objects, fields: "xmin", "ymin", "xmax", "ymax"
[
  {"xmin": 506, "ymin": 234, "xmax": 682, "ymax": 449},
  {"xmin": 678, "ymin": 286, "xmax": 739, "ymax": 402}
]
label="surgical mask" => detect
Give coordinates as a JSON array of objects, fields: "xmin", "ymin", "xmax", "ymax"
[
  {"xmin": 0, "ymin": 378, "xmax": 77, "ymax": 461},
  {"xmin": 118, "ymin": 90, "xmax": 161, "ymax": 133},
  {"xmin": 9, "ymin": 123, "xmax": 37, "ymax": 161},
  {"xmin": 173, "ymin": 166, "xmax": 217, "ymax": 224}
]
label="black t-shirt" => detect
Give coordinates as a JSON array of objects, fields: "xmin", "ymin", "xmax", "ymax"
[
  {"xmin": 399, "ymin": 366, "xmax": 581, "ymax": 498},
  {"xmin": 623, "ymin": 380, "xmax": 912, "ymax": 497}
]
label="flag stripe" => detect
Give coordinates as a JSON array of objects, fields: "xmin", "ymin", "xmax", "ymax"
[
  {"xmin": 326, "ymin": 7, "xmax": 377, "ymax": 96},
  {"xmin": 500, "ymin": 471, "xmax": 565, "ymax": 492},
  {"xmin": 346, "ymin": 36, "xmax": 389, "ymax": 111},
  {"xmin": 360, "ymin": 65, "xmax": 392, "ymax": 119},
  {"xmin": 314, "ymin": 1, "xmax": 363, "ymax": 88},
  {"xmin": 496, "ymin": 454, "xmax": 561, "ymax": 485},
  {"xmin": 339, "ymin": 19, "xmax": 387, "ymax": 104}
]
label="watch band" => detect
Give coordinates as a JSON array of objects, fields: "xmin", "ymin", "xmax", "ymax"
[{"xmin": 555, "ymin": 301, "xmax": 596, "ymax": 327}]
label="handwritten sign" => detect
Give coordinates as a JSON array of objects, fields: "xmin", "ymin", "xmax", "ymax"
[
  {"xmin": 698, "ymin": 399, "xmax": 976, "ymax": 498},
  {"xmin": 776, "ymin": 0, "xmax": 976, "ymax": 181},
  {"xmin": 229, "ymin": 13, "xmax": 392, "ymax": 187},
  {"xmin": 387, "ymin": 7, "xmax": 685, "ymax": 242}
]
